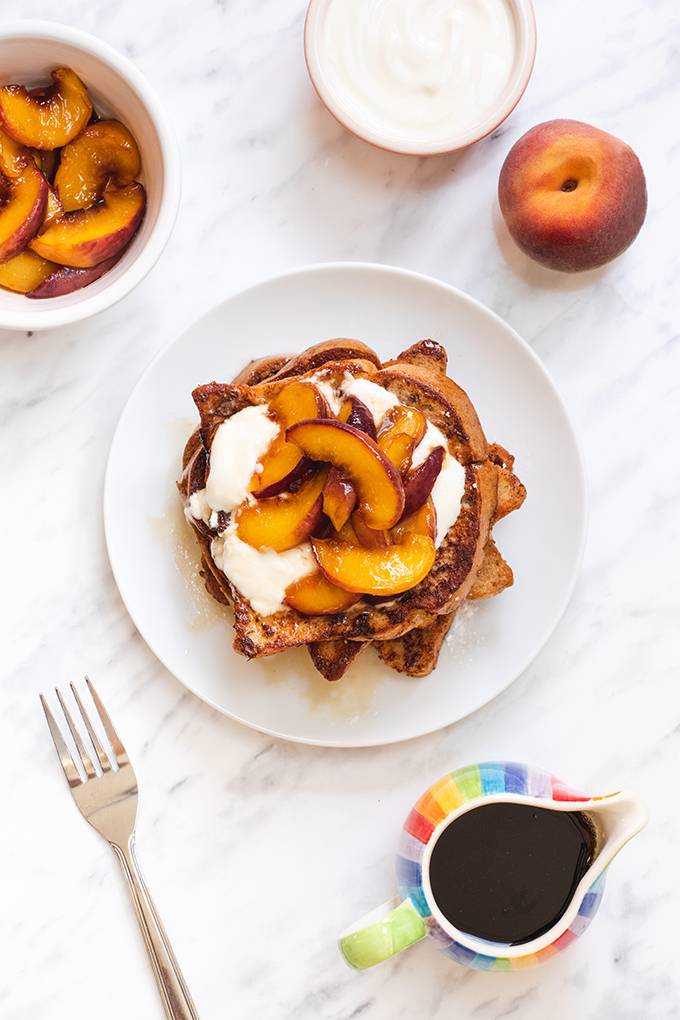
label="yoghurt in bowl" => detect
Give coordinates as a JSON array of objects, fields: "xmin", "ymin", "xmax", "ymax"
[{"xmin": 305, "ymin": 0, "xmax": 536, "ymax": 156}]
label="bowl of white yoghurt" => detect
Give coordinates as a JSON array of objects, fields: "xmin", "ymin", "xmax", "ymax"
[{"xmin": 304, "ymin": 0, "xmax": 536, "ymax": 156}]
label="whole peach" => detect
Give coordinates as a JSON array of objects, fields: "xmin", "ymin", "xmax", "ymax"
[{"xmin": 498, "ymin": 119, "xmax": 647, "ymax": 272}]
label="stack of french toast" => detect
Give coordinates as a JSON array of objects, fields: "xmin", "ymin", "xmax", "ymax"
[{"xmin": 179, "ymin": 338, "xmax": 525, "ymax": 682}]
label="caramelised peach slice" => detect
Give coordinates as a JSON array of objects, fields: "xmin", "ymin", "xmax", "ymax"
[
  {"xmin": 41, "ymin": 185, "xmax": 63, "ymax": 231},
  {"xmin": 252, "ymin": 446, "xmax": 314, "ymax": 499},
  {"xmin": 32, "ymin": 147, "xmax": 59, "ymax": 182},
  {"xmin": 55, "ymin": 120, "xmax": 142, "ymax": 211},
  {"xmin": 250, "ymin": 435, "xmax": 305, "ymax": 497},
  {"xmin": 0, "ymin": 160, "xmax": 48, "ymax": 261},
  {"xmin": 351, "ymin": 511, "xmax": 389, "ymax": 549},
  {"xmin": 335, "ymin": 519, "xmax": 358, "ymax": 544},
  {"xmin": 0, "ymin": 135, "xmax": 60, "ymax": 186},
  {"xmin": 30, "ymin": 182, "xmax": 145, "ymax": 267},
  {"xmin": 270, "ymin": 380, "xmax": 330, "ymax": 422},
  {"xmin": 285, "ymin": 570, "xmax": 360, "ymax": 615},
  {"xmin": 402, "ymin": 447, "xmax": 444, "ymax": 519},
  {"xmin": 392, "ymin": 497, "xmax": 436, "ymax": 542},
  {"xmin": 338, "ymin": 395, "xmax": 377, "ymax": 439},
  {"xmin": 27, "ymin": 251, "xmax": 122, "ymax": 299},
  {"xmin": 0, "ymin": 248, "xmax": 56, "ymax": 293},
  {"xmin": 250, "ymin": 382, "xmax": 329, "ymax": 497},
  {"xmin": 312, "ymin": 533, "xmax": 436, "ymax": 596},
  {"xmin": 380, "ymin": 431, "xmax": 415, "ymax": 475},
  {"xmin": 322, "ymin": 467, "xmax": 356, "ymax": 531},
  {"xmin": 378, "ymin": 405, "xmax": 426, "ymax": 473},
  {"xmin": 0, "ymin": 68, "xmax": 92, "ymax": 149},
  {"xmin": 236, "ymin": 468, "xmax": 327, "ymax": 552},
  {"xmin": 0, "ymin": 128, "xmax": 31, "ymax": 177},
  {"xmin": 287, "ymin": 420, "xmax": 404, "ymax": 530}
]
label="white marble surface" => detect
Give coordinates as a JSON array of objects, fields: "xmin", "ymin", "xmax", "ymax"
[{"xmin": 1, "ymin": 1, "xmax": 678, "ymax": 1017}]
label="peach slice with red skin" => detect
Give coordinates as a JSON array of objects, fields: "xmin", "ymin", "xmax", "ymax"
[
  {"xmin": 338, "ymin": 395, "xmax": 377, "ymax": 440},
  {"xmin": 271, "ymin": 380, "xmax": 331, "ymax": 423},
  {"xmin": 32, "ymin": 147, "xmax": 59, "ymax": 182},
  {"xmin": 392, "ymin": 497, "xmax": 436, "ymax": 542},
  {"xmin": 250, "ymin": 434, "xmax": 306, "ymax": 497},
  {"xmin": 287, "ymin": 419, "xmax": 404, "ymax": 530},
  {"xmin": 0, "ymin": 248, "xmax": 56, "ymax": 293},
  {"xmin": 253, "ymin": 450, "xmax": 314, "ymax": 499},
  {"xmin": 41, "ymin": 185, "xmax": 63, "ymax": 231},
  {"xmin": 351, "ymin": 511, "xmax": 389, "ymax": 549},
  {"xmin": 378, "ymin": 405, "xmax": 426, "ymax": 474},
  {"xmin": 55, "ymin": 120, "xmax": 142, "ymax": 212},
  {"xmin": 0, "ymin": 136, "xmax": 61, "ymax": 236},
  {"xmin": 27, "ymin": 251, "xmax": 123, "ymax": 299},
  {"xmin": 0, "ymin": 160, "xmax": 48, "ymax": 261},
  {"xmin": 379, "ymin": 431, "xmax": 415, "ymax": 475},
  {"xmin": 322, "ymin": 467, "xmax": 357, "ymax": 531},
  {"xmin": 30, "ymin": 182, "xmax": 145, "ymax": 267},
  {"xmin": 0, "ymin": 68, "xmax": 93, "ymax": 149},
  {"xmin": 311, "ymin": 533, "xmax": 436, "ymax": 596},
  {"xmin": 0, "ymin": 128, "xmax": 32, "ymax": 178},
  {"xmin": 335, "ymin": 519, "xmax": 358, "ymax": 544},
  {"xmin": 402, "ymin": 447, "xmax": 445, "ymax": 519},
  {"xmin": 250, "ymin": 382, "xmax": 330, "ymax": 497},
  {"xmin": 284, "ymin": 570, "xmax": 360, "ymax": 615},
  {"xmin": 236, "ymin": 468, "xmax": 328, "ymax": 552}
]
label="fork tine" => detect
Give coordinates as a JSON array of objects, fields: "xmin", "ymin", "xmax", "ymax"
[
  {"xmin": 55, "ymin": 688, "xmax": 97, "ymax": 779},
  {"xmin": 40, "ymin": 695, "xmax": 82, "ymax": 788},
  {"xmin": 85, "ymin": 676, "xmax": 129, "ymax": 767},
  {"xmin": 70, "ymin": 682, "xmax": 112, "ymax": 773}
]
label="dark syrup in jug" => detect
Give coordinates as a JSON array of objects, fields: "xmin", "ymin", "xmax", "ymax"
[{"xmin": 428, "ymin": 802, "xmax": 596, "ymax": 945}]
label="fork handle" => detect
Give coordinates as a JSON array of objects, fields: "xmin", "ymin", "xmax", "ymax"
[{"xmin": 112, "ymin": 836, "xmax": 201, "ymax": 1020}]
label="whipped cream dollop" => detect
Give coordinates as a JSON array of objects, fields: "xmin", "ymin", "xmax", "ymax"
[
  {"xmin": 340, "ymin": 373, "xmax": 399, "ymax": 424},
  {"xmin": 211, "ymin": 520, "xmax": 317, "ymax": 617},
  {"xmin": 190, "ymin": 404, "xmax": 279, "ymax": 521}
]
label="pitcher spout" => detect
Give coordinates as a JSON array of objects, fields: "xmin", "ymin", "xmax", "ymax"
[{"xmin": 584, "ymin": 790, "xmax": 648, "ymax": 870}]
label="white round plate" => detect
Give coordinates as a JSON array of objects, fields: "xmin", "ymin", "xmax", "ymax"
[{"xmin": 105, "ymin": 263, "xmax": 586, "ymax": 747}]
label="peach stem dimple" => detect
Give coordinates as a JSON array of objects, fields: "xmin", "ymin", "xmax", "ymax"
[{"xmin": 560, "ymin": 179, "xmax": 578, "ymax": 192}]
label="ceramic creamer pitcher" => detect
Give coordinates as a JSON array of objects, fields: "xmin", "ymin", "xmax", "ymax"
[{"xmin": 340, "ymin": 761, "xmax": 647, "ymax": 971}]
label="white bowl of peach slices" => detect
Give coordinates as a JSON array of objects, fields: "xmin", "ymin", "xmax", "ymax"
[{"xmin": 0, "ymin": 21, "xmax": 180, "ymax": 330}]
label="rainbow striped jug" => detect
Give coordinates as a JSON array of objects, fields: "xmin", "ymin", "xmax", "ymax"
[{"xmin": 339, "ymin": 762, "xmax": 647, "ymax": 971}]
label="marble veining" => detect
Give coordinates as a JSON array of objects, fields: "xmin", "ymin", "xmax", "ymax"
[{"xmin": 1, "ymin": 1, "xmax": 679, "ymax": 1017}]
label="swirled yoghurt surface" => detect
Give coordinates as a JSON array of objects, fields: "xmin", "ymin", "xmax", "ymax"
[{"xmin": 316, "ymin": 0, "xmax": 517, "ymax": 146}]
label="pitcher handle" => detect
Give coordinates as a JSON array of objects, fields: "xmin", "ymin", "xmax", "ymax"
[{"xmin": 339, "ymin": 897, "xmax": 427, "ymax": 970}]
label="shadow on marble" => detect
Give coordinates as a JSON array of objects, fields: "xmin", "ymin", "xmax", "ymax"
[{"xmin": 305, "ymin": 97, "xmax": 477, "ymax": 195}]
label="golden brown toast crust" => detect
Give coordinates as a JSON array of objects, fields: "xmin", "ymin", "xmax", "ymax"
[
  {"xmin": 231, "ymin": 355, "xmax": 291, "ymax": 386},
  {"xmin": 308, "ymin": 639, "xmax": 367, "ymax": 682},
  {"xmin": 376, "ymin": 612, "xmax": 456, "ymax": 677},
  {"xmin": 178, "ymin": 338, "xmax": 525, "ymax": 678},
  {"xmin": 468, "ymin": 538, "xmax": 514, "ymax": 600},
  {"xmin": 389, "ymin": 339, "xmax": 449, "ymax": 375},
  {"xmin": 266, "ymin": 339, "xmax": 381, "ymax": 380}
]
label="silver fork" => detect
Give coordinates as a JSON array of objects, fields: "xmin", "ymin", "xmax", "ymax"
[{"xmin": 40, "ymin": 678, "xmax": 200, "ymax": 1020}]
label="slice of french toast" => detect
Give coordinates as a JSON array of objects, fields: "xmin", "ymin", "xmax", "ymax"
[
  {"xmin": 178, "ymin": 338, "xmax": 525, "ymax": 679},
  {"xmin": 376, "ymin": 611, "xmax": 457, "ymax": 677}
]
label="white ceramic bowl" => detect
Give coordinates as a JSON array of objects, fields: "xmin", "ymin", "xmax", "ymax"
[
  {"xmin": 0, "ymin": 20, "xmax": 180, "ymax": 331},
  {"xmin": 305, "ymin": 0, "xmax": 537, "ymax": 157}
]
